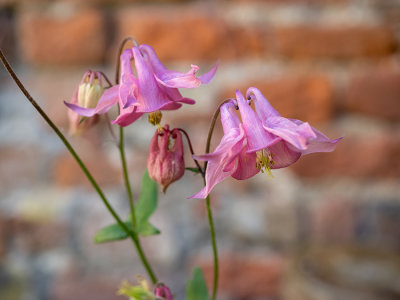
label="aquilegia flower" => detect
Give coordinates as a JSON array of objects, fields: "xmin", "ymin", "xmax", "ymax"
[
  {"xmin": 191, "ymin": 87, "xmax": 342, "ymax": 199},
  {"xmin": 190, "ymin": 100, "xmax": 259, "ymax": 199},
  {"xmin": 67, "ymin": 70, "xmax": 104, "ymax": 135},
  {"xmin": 147, "ymin": 125, "xmax": 185, "ymax": 193},
  {"xmin": 65, "ymin": 44, "xmax": 218, "ymax": 126}
]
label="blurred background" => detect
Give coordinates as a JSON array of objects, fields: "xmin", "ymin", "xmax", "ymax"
[{"xmin": 0, "ymin": 0, "xmax": 399, "ymax": 299}]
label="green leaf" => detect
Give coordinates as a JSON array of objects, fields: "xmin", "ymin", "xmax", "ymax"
[
  {"xmin": 94, "ymin": 222, "xmax": 132, "ymax": 243},
  {"xmin": 186, "ymin": 167, "xmax": 201, "ymax": 174},
  {"xmin": 186, "ymin": 267, "xmax": 210, "ymax": 300},
  {"xmin": 137, "ymin": 220, "xmax": 160, "ymax": 237},
  {"xmin": 135, "ymin": 170, "xmax": 158, "ymax": 225}
]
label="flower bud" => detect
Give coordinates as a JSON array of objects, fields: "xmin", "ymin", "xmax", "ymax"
[
  {"xmin": 154, "ymin": 284, "xmax": 173, "ymax": 300},
  {"xmin": 77, "ymin": 71, "xmax": 104, "ymax": 109},
  {"xmin": 67, "ymin": 71, "xmax": 104, "ymax": 135},
  {"xmin": 147, "ymin": 125, "xmax": 185, "ymax": 193}
]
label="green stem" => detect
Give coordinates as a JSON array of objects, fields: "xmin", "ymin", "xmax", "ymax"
[
  {"xmin": 0, "ymin": 49, "xmax": 158, "ymax": 284},
  {"xmin": 119, "ymin": 126, "xmax": 136, "ymax": 228},
  {"xmin": 113, "ymin": 38, "xmax": 158, "ymax": 284},
  {"xmin": 118, "ymin": 126, "xmax": 158, "ymax": 284},
  {"xmin": 0, "ymin": 49, "xmax": 131, "ymax": 252},
  {"xmin": 201, "ymin": 101, "xmax": 233, "ymax": 300},
  {"xmin": 206, "ymin": 194, "xmax": 218, "ymax": 300}
]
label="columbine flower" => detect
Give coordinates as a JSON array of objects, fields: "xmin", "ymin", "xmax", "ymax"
[
  {"xmin": 66, "ymin": 70, "xmax": 104, "ymax": 135},
  {"xmin": 65, "ymin": 44, "xmax": 218, "ymax": 127},
  {"xmin": 147, "ymin": 125, "xmax": 185, "ymax": 193},
  {"xmin": 189, "ymin": 101, "xmax": 258, "ymax": 199},
  {"xmin": 191, "ymin": 88, "xmax": 342, "ymax": 199},
  {"xmin": 237, "ymin": 87, "xmax": 342, "ymax": 172}
]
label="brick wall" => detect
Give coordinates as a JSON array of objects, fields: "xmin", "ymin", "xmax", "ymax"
[{"xmin": 1, "ymin": 0, "xmax": 399, "ymax": 299}]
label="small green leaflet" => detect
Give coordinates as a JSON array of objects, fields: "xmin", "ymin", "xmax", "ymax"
[
  {"xmin": 93, "ymin": 221, "xmax": 131, "ymax": 243},
  {"xmin": 94, "ymin": 170, "xmax": 160, "ymax": 244},
  {"xmin": 186, "ymin": 267, "xmax": 210, "ymax": 300},
  {"xmin": 135, "ymin": 169, "xmax": 158, "ymax": 225}
]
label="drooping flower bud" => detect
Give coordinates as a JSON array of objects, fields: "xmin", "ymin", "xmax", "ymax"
[
  {"xmin": 147, "ymin": 125, "xmax": 185, "ymax": 193},
  {"xmin": 154, "ymin": 284, "xmax": 173, "ymax": 300},
  {"xmin": 67, "ymin": 70, "xmax": 104, "ymax": 135}
]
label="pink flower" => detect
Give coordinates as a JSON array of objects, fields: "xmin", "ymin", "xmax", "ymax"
[
  {"xmin": 67, "ymin": 70, "xmax": 103, "ymax": 135},
  {"xmin": 65, "ymin": 44, "xmax": 218, "ymax": 127},
  {"xmin": 190, "ymin": 100, "xmax": 258, "ymax": 199},
  {"xmin": 191, "ymin": 88, "xmax": 342, "ymax": 199},
  {"xmin": 147, "ymin": 125, "xmax": 185, "ymax": 193},
  {"xmin": 154, "ymin": 284, "xmax": 173, "ymax": 300}
]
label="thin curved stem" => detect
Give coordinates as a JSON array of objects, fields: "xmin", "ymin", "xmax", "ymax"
[
  {"xmin": 177, "ymin": 128, "xmax": 204, "ymax": 177},
  {"xmin": 99, "ymin": 71, "xmax": 113, "ymax": 87},
  {"xmin": 202, "ymin": 99, "xmax": 232, "ymax": 300},
  {"xmin": 1, "ymin": 49, "xmax": 158, "ymax": 284},
  {"xmin": 204, "ymin": 99, "xmax": 232, "ymax": 171},
  {"xmin": 206, "ymin": 195, "xmax": 218, "ymax": 300},
  {"xmin": 119, "ymin": 126, "xmax": 157, "ymax": 284},
  {"xmin": 114, "ymin": 38, "xmax": 158, "ymax": 284},
  {"xmin": 0, "ymin": 49, "xmax": 131, "ymax": 251},
  {"xmin": 119, "ymin": 126, "xmax": 136, "ymax": 228},
  {"xmin": 115, "ymin": 36, "xmax": 139, "ymax": 83}
]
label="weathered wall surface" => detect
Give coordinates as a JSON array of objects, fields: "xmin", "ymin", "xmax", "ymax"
[{"xmin": 0, "ymin": 0, "xmax": 399, "ymax": 299}]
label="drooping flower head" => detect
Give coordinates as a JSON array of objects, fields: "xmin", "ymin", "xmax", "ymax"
[
  {"xmin": 191, "ymin": 87, "xmax": 342, "ymax": 199},
  {"xmin": 147, "ymin": 125, "xmax": 185, "ymax": 193},
  {"xmin": 189, "ymin": 100, "xmax": 258, "ymax": 199},
  {"xmin": 67, "ymin": 70, "xmax": 104, "ymax": 135},
  {"xmin": 65, "ymin": 44, "xmax": 218, "ymax": 127}
]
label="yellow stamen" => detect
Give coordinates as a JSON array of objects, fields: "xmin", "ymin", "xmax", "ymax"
[
  {"xmin": 256, "ymin": 149, "xmax": 274, "ymax": 178},
  {"xmin": 148, "ymin": 111, "xmax": 163, "ymax": 126}
]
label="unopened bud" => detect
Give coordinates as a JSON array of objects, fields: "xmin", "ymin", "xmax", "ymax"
[
  {"xmin": 77, "ymin": 72, "xmax": 104, "ymax": 109},
  {"xmin": 147, "ymin": 125, "xmax": 185, "ymax": 193},
  {"xmin": 155, "ymin": 284, "xmax": 173, "ymax": 300}
]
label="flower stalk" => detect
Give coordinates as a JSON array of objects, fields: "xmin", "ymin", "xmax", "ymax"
[{"xmin": 0, "ymin": 48, "xmax": 131, "ymax": 261}]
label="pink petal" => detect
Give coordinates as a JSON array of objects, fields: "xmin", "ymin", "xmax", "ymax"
[
  {"xmin": 290, "ymin": 119, "xmax": 343, "ymax": 154},
  {"xmin": 269, "ymin": 140, "xmax": 302, "ymax": 169},
  {"xmin": 112, "ymin": 111, "xmax": 144, "ymax": 127},
  {"xmin": 236, "ymin": 90, "xmax": 279, "ymax": 153},
  {"xmin": 220, "ymin": 101, "xmax": 241, "ymax": 134},
  {"xmin": 198, "ymin": 61, "xmax": 219, "ymax": 84},
  {"xmin": 133, "ymin": 46, "xmax": 177, "ymax": 112},
  {"xmin": 231, "ymin": 147, "xmax": 259, "ymax": 180},
  {"xmin": 154, "ymin": 65, "xmax": 201, "ymax": 89},
  {"xmin": 64, "ymin": 102, "xmax": 96, "ymax": 117},
  {"xmin": 263, "ymin": 116, "xmax": 316, "ymax": 151},
  {"xmin": 119, "ymin": 49, "xmax": 138, "ymax": 108},
  {"xmin": 190, "ymin": 128, "xmax": 246, "ymax": 199},
  {"xmin": 140, "ymin": 44, "xmax": 217, "ymax": 88},
  {"xmin": 246, "ymin": 87, "xmax": 280, "ymax": 120}
]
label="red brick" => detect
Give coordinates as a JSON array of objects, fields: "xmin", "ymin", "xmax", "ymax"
[
  {"xmin": 0, "ymin": 147, "xmax": 42, "ymax": 190},
  {"xmin": 345, "ymin": 70, "xmax": 400, "ymax": 122},
  {"xmin": 51, "ymin": 273, "xmax": 123, "ymax": 300},
  {"xmin": 115, "ymin": 6, "xmax": 265, "ymax": 61},
  {"xmin": 220, "ymin": 75, "xmax": 334, "ymax": 123},
  {"xmin": 275, "ymin": 26, "xmax": 396, "ymax": 59},
  {"xmin": 52, "ymin": 141, "xmax": 121, "ymax": 187},
  {"xmin": 311, "ymin": 198, "xmax": 356, "ymax": 243},
  {"xmin": 17, "ymin": 5, "xmax": 106, "ymax": 65},
  {"xmin": 198, "ymin": 254, "xmax": 285, "ymax": 299},
  {"xmin": 290, "ymin": 131, "xmax": 400, "ymax": 178}
]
